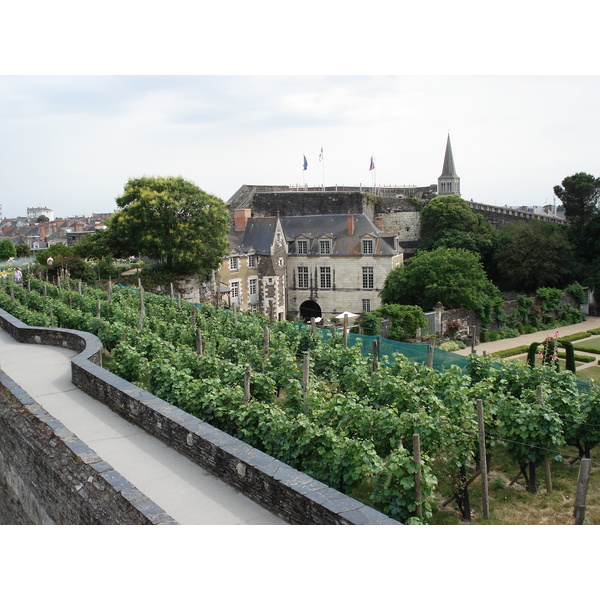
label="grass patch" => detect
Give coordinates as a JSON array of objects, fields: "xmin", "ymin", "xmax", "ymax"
[
  {"xmin": 558, "ymin": 331, "xmax": 593, "ymax": 343},
  {"xmin": 576, "ymin": 365, "xmax": 600, "ymax": 381},
  {"xmin": 446, "ymin": 444, "xmax": 600, "ymax": 525},
  {"xmin": 573, "ymin": 338, "xmax": 600, "ymax": 354}
]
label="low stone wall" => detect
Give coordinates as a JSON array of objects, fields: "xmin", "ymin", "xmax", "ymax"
[
  {"xmin": 0, "ymin": 308, "xmax": 398, "ymax": 525},
  {"xmin": 0, "ymin": 371, "xmax": 176, "ymax": 525}
]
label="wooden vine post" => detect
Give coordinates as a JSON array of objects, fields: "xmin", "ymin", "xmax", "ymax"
[
  {"xmin": 177, "ymin": 293, "xmax": 182, "ymax": 312},
  {"xmin": 263, "ymin": 326, "xmax": 270, "ymax": 357},
  {"xmin": 310, "ymin": 317, "xmax": 316, "ymax": 337},
  {"xmin": 343, "ymin": 314, "xmax": 349, "ymax": 348},
  {"xmin": 413, "ymin": 433, "xmax": 423, "ymax": 518},
  {"xmin": 170, "ymin": 283, "xmax": 174, "ymax": 298},
  {"xmin": 233, "ymin": 302, "xmax": 238, "ymax": 325},
  {"xmin": 244, "ymin": 365, "xmax": 251, "ymax": 404},
  {"xmin": 196, "ymin": 328, "xmax": 203, "ymax": 355},
  {"xmin": 371, "ymin": 339, "xmax": 379, "ymax": 374},
  {"xmin": 191, "ymin": 305, "xmax": 197, "ymax": 328},
  {"xmin": 108, "ymin": 279, "xmax": 112, "ymax": 304},
  {"xmin": 302, "ymin": 353, "xmax": 310, "ymax": 412},
  {"xmin": 471, "ymin": 326, "xmax": 477, "ymax": 354},
  {"xmin": 536, "ymin": 385, "xmax": 553, "ymax": 493},
  {"xmin": 427, "ymin": 344, "xmax": 434, "ymax": 368},
  {"xmin": 78, "ymin": 280, "xmax": 82, "ymax": 294},
  {"xmin": 476, "ymin": 399, "xmax": 490, "ymax": 519},
  {"xmin": 138, "ymin": 284, "xmax": 145, "ymax": 331},
  {"xmin": 573, "ymin": 458, "xmax": 592, "ymax": 525},
  {"xmin": 97, "ymin": 300, "xmax": 101, "ymax": 318}
]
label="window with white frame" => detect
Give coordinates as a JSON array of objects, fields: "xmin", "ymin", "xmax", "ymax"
[
  {"xmin": 319, "ymin": 239, "xmax": 331, "ymax": 255},
  {"xmin": 248, "ymin": 254, "xmax": 256, "ymax": 268},
  {"xmin": 362, "ymin": 299, "xmax": 371, "ymax": 312},
  {"xmin": 362, "ymin": 239, "xmax": 374, "ymax": 254},
  {"xmin": 362, "ymin": 266, "xmax": 374, "ymax": 289},
  {"xmin": 229, "ymin": 256, "xmax": 239, "ymax": 271},
  {"xmin": 320, "ymin": 266, "xmax": 331, "ymax": 289},
  {"xmin": 230, "ymin": 281, "xmax": 240, "ymax": 304},
  {"xmin": 249, "ymin": 277, "xmax": 257, "ymax": 297},
  {"xmin": 297, "ymin": 240, "xmax": 308, "ymax": 254},
  {"xmin": 297, "ymin": 266, "xmax": 308, "ymax": 288}
]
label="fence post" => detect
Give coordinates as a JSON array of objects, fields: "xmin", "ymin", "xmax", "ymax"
[
  {"xmin": 573, "ymin": 458, "xmax": 592, "ymax": 525},
  {"xmin": 536, "ymin": 385, "xmax": 553, "ymax": 493},
  {"xmin": 413, "ymin": 433, "xmax": 422, "ymax": 518},
  {"xmin": 476, "ymin": 399, "xmax": 490, "ymax": 519},
  {"xmin": 427, "ymin": 344, "xmax": 434, "ymax": 368}
]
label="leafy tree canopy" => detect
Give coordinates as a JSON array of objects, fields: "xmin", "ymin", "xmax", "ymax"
[
  {"xmin": 380, "ymin": 247, "xmax": 501, "ymax": 312},
  {"xmin": 419, "ymin": 195, "xmax": 493, "ymax": 258},
  {"xmin": 109, "ymin": 176, "xmax": 230, "ymax": 277},
  {"xmin": 0, "ymin": 239, "xmax": 16, "ymax": 261},
  {"xmin": 553, "ymin": 172, "xmax": 600, "ymax": 234},
  {"xmin": 490, "ymin": 220, "xmax": 578, "ymax": 292},
  {"xmin": 36, "ymin": 215, "xmax": 50, "ymax": 222},
  {"xmin": 73, "ymin": 228, "xmax": 120, "ymax": 260}
]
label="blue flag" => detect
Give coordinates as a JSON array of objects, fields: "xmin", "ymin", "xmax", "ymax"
[
  {"xmin": 303, "ymin": 155, "xmax": 308, "ymax": 171},
  {"xmin": 369, "ymin": 156, "xmax": 375, "ymax": 171}
]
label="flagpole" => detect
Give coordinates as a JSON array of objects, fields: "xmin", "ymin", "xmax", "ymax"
[{"xmin": 319, "ymin": 145, "xmax": 324, "ymax": 190}]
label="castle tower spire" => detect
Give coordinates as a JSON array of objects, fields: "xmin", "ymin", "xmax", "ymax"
[{"xmin": 437, "ymin": 133, "xmax": 460, "ymax": 196}]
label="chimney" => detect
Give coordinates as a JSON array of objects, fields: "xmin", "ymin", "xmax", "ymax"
[
  {"xmin": 347, "ymin": 215, "xmax": 355, "ymax": 235},
  {"xmin": 234, "ymin": 208, "xmax": 251, "ymax": 232},
  {"xmin": 39, "ymin": 224, "xmax": 45, "ymax": 240}
]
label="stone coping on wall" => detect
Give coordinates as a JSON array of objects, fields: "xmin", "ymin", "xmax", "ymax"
[{"xmin": 0, "ymin": 307, "xmax": 399, "ymax": 525}]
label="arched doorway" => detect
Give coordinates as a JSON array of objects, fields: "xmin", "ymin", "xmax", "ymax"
[{"xmin": 299, "ymin": 300, "xmax": 322, "ymax": 321}]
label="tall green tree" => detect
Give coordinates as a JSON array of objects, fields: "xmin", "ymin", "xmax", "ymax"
[
  {"xmin": 553, "ymin": 172, "xmax": 600, "ymax": 235},
  {"xmin": 419, "ymin": 194, "xmax": 493, "ymax": 260},
  {"xmin": 490, "ymin": 220, "xmax": 578, "ymax": 292},
  {"xmin": 0, "ymin": 239, "xmax": 17, "ymax": 261},
  {"xmin": 380, "ymin": 247, "xmax": 501, "ymax": 312},
  {"xmin": 108, "ymin": 177, "xmax": 230, "ymax": 276}
]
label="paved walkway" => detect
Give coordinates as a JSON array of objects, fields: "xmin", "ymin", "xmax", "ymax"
[
  {"xmin": 452, "ymin": 316, "xmax": 600, "ymax": 362},
  {"xmin": 0, "ymin": 328, "xmax": 285, "ymax": 525}
]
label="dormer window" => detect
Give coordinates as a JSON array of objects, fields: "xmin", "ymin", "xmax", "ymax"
[
  {"xmin": 248, "ymin": 254, "xmax": 257, "ymax": 268},
  {"xmin": 229, "ymin": 256, "xmax": 239, "ymax": 271},
  {"xmin": 297, "ymin": 240, "xmax": 308, "ymax": 254},
  {"xmin": 319, "ymin": 240, "xmax": 331, "ymax": 255},
  {"xmin": 362, "ymin": 239, "xmax": 374, "ymax": 254}
]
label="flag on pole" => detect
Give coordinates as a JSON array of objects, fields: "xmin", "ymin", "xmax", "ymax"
[
  {"xmin": 319, "ymin": 146, "xmax": 323, "ymax": 162},
  {"xmin": 369, "ymin": 156, "xmax": 375, "ymax": 171},
  {"xmin": 303, "ymin": 155, "xmax": 308, "ymax": 170}
]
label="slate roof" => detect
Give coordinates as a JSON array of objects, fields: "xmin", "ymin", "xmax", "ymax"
[
  {"xmin": 440, "ymin": 133, "xmax": 458, "ymax": 177},
  {"xmin": 227, "ymin": 216, "xmax": 279, "ymax": 255},
  {"xmin": 280, "ymin": 214, "xmax": 398, "ymax": 256}
]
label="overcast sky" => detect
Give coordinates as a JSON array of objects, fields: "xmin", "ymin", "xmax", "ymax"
[{"xmin": 1, "ymin": 3, "xmax": 599, "ymax": 221}]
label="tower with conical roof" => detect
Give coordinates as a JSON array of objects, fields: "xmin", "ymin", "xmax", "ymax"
[{"xmin": 437, "ymin": 133, "xmax": 460, "ymax": 196}]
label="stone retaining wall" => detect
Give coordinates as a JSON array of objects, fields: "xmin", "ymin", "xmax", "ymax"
[
  {"xmin": 0, "ymin": 370, "xmax": 176, "ymax": 525},
  {"xmin": 0, "ymin": 308, "xmax": 398, "ymax": 525}
]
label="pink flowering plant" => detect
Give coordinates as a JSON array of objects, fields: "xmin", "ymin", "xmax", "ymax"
[
  {"xmin": 536, "ymin": 330, "xmax": 559, "ymax": 366},
  {"xmin": 446, "ymin": 318, "xmax": 461, "ymax": 339}
]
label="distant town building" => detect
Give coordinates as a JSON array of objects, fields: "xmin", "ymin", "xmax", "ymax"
[{"xmin": 27, "ymin": 207, "xmax": 55, "ymax": 221}]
